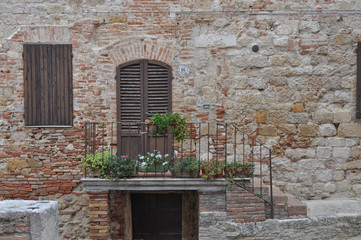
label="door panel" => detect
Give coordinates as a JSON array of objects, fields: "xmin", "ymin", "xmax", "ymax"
[
  {"xmin": 132, "ymin": 193, "xmax": 182, "ymax": 240},
  {"xmin": 117, "ymin": 59, "xmax": 172, "ymax": 158}
]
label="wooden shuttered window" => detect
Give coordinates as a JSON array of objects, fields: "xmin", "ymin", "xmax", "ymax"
[
  {"xmin": 117, "ymin": 59, "xmax": 172, "ymax": 127},
  {"xmin": 23, "ymin": 44, "xmax": 73, "ymax": 126},
  {"xmin": 357, "ymin": 42, "xmax": 361, "ymax": 118}
]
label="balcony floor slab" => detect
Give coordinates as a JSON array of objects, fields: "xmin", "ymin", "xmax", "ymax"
[{"xmin": 81, "ymin": 178, "xmax": 230, "ymax": 192}]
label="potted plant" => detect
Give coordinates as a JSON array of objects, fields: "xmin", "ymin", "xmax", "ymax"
[
  {"xmin": 81, "ymin": 151, "xmax": 111, "ymax": 177},
  {"xmin": 137, "ymin": 150, "xmax": 171, "ymax": 173},
  {"xmin": 226, "ymin": 162, "xmax": 254, "ymax": 178},
  {"xmin": 170, "ymin": 157, "xmax": 200, "ymax": 178},
  {"xmin": 148, "ymin": 112, "xmax": 189, "ymax": 142},
  {"xmin": 225, "ymin": 161, "xmax": 255, "ymax": 186},
  {"xmin": 200, "ymin": 159, "xmax": 225, "ymax": 180},
  {"xmin": 103, "ymin": 155, "xmax": 136, "ymax": 181}
]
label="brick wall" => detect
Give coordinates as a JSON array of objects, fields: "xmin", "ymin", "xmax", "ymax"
[{"xmin": 88, "ymin": 191, "xmax": 109, "ymax": 240}]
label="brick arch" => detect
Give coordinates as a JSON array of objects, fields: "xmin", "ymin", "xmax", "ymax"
[{"xmin": 107, "ymin": 39, "xmax": 176, "ymax": 66}]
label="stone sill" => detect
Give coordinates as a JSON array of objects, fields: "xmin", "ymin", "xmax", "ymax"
[{"xmin": 82, "ymin": 178, "xmax": 250, "ymax": 192}]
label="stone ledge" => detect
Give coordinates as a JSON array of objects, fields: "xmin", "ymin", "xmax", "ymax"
[{"xmin": 81, "ymin": 178, "xmax": 240, "ymax": 192}]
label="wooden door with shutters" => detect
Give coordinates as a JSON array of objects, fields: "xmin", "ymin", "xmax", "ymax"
[{"xmin": 116, "ymin": 59, "xmax": 172, "ymax": 158}]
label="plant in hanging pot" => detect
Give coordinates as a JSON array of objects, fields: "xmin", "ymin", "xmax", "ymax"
[
  {"xmin": 137, "ymin": 150, "xmax": 172, "ymax": 173},
  {"xmin": 148, "ymin": 112, "xmax": 189, "ymax": 142},
  {"xmin": 170, "ymin": 157, "xmax": 200, "ymax": 178},
  {"xmin": 103, "ymin": 155, "xmax": 136, "ymax": 181},
  {"xmin": 200, "ymin": 159, "xmax": 225, "ymax": 180},
  {"xmin": 81, "ymin": 151, "xmax": 111, "ymax": 177}
]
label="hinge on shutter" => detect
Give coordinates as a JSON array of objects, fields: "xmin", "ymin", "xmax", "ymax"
[{"xmin": 22, "ymin": 52, "xmax": 24, "ymax": 58}]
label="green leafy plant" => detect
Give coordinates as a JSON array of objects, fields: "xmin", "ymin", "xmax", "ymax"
[
  {"xmin": 103, "ymin": 155, "xmax": 136, "ymax": 181},
  {"xmin": 226, "ymin": 162, "xmax": 254, "ymax": 178},
  {"xmin": 81, "ymin": 151, "xmax": 111, "ymax": 176},
  {"xmin": 137, "ymin": 150, "xmax": 172, "ymax": 172},
  {"xmin": 225, "ymin": 161, "xmax": 255, "ymax": 186},
  {"xmin": 200, "ymin": 159, "xmax": 225, "ymax": 180},
  {"xmin": 170, "ymin": 157, "xmax": 200, "ymax": 177},
  {"xmin": 148, "ymin": 112, "xmax": 189, "ymax": 142}
]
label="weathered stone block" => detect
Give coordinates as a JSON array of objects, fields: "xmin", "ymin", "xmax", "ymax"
[
  {"xmin": 298, "ymin": 124, "xmax": 318, "ymax": 137},
  {"xmin": 350, "ymin": 146, "xmax": 361, "ymax": 159},
  {"xmin": 256, "ymin": 110, "xmax": 267, "ymax": 124},
  {"xmin": 292, "ymin": 103, "xmax": 303, "ymax": 113},
  {"xmin": 314, "ymin": 110, "xmax": 333, "ymax": 124},
  {"xmin": 333, "ymin": 170, "xmax": 345, "ymax": 181},
  {"xmin": 332, "ymin": 34, "xmax": 348, "ymax": 45},
  {"xmin": 338, "ymin": 123, "xmax": 361, "ymax": 137},
  {"xmin": 345, "ymin": 138, "xmax": 358, "ymax": 147},
  {"xmin": 273, "ymin": 36, "xmax": 289, "ymax": 47},
  {"xmin": 326, "ymin": 137, "xmax": 346, "ymax": 147},
  {"xmin": 337, "ymin": 160, "xmax": 361, "ymax": 170},
  {"xmin": 333, "ymin": 110, "xmax": 351, "ymax": 123},
  {"xmin": 351, "ymin": 184, "xmax": 361, "ymax": 195},
  {"xmin": 277, "ymin": 124, "xmax": 297, "ymax": 135},
  {"xmin": 319, "ymin": 124, "xmax": 336, "ymax": 137},
  {"xmin": 27, "ymin": 159, "xmax": 42, "ymax": 168},
  {"xmin": 324, "ymin": 183, "xmax": 336, "ymax": 193},
  {"xmin": 195, "ymin": 35, "xmax": 237, "ymax": 48},
  {"xmin": 288, "ymin": 113, "xmax": 309, "ymax": 124},
  {"xmin": 268, "ymin": 111, "xmax": 287, "ymax": 124},
  {"xmin": 259, "ymin": 125, "xmax": 277, "ymax": 136},
  {"xmin": 0, "ymin": 200, "xmax": 58, "ymax": 240},
  {"xmin": 7, "ymin": 160, "xmax": 26, "ymax": 170},
  {"xmin": 332, "ymin": 147, "xmax": 350, "ymax": 161},
  {"xmin": 271, "ymin": 55, "xmax": 288, "ymax": 66},
  {"xmin": 316, "ymin": 147, "xmax": 332, "ymax": 159}
]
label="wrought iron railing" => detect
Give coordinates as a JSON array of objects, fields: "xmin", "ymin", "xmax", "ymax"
[{"xmin": 83, "ymin": 121, "xmax": 274, "ymax": 218}]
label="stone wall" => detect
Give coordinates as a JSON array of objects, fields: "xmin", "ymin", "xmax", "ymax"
[
  {"xmin": 1, "ymin": 0, "xmax": 361, "ymax": 238},
  {"xmin": 205, "ymin": 215, "xmax": 361, "ymax": 240}
]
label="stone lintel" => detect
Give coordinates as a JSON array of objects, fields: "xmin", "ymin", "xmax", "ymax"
[{"xmin": 81, "ymin": 178, "xmax": 234, "ymax": 192}]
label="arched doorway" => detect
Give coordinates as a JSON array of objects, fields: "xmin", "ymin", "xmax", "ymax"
[{"xmin": 116, "ymin": 59, "xmax": 172, "ymax": 158}]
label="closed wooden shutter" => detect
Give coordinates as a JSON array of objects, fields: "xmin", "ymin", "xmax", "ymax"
[
  {"xmin": 147, "ymin": 62, "xmax": 172, "ymax": 116},
  {"xmin": 117, "ymin": 59, "xmax": 172, "ymax": 157},
  {"xmin": 23, "ymin": 44, "xmax": 73, "ymax": 126},
  {"xmin": 118, "ymin": 61, "xmax": 143, "ymax": 127},
  {"xmin": 117, "ymin": 59, "xmax": 172, "ymax": 126}
]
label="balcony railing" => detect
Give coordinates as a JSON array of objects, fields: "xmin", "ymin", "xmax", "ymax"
[{"xmin": 83, "ymin": 121, "xmax": 274, "ymax": 216}]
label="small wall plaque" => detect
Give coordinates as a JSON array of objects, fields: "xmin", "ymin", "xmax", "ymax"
[
  {"xmin": 203, "ymin": 104, "xmax": 210, "ymax": 109},
  {"xmin": 178, "ymin": 66, "xmax": 189, "ymax": 74}
]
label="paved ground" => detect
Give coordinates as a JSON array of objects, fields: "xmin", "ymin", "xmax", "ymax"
[{"xmin": 303, "ymin": 198, "xmax": 361, "ymax": 218}]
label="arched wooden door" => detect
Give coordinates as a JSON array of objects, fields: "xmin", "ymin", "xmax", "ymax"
[{"xmin": 116, "ymin": 59, "xmax": 172, "ymax": 158}]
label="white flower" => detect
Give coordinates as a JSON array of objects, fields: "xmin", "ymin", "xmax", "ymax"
[
  {"xmin": 162, "ymin": 162, "xmax": 168, "ymax": 166},
  {"xmin": 155, "ymin": 154, "xmax": 162, "ymax": 159},
  {"xmin": 141, "ymin": 162, "xmax": 147, "ymax": 167},
  {"xmin": 164, "ymin": 154, "xmax": 169, "ymax": 158},
  {"xmin": 139, "ymin": 156, "xmax": 144, "ymax": 160},
  {"xmin": 150, "ymin": 153, "xmax": 154, "ymax": 157}
]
